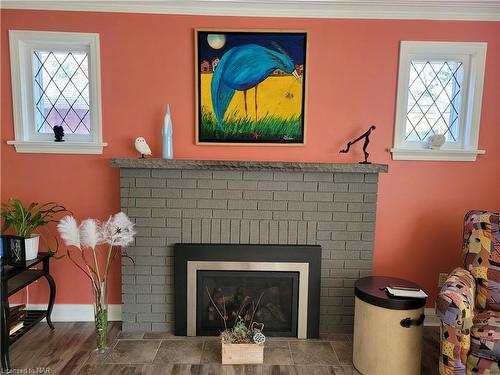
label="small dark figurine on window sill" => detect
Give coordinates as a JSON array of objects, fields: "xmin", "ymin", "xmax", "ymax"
[
  {"xmin": 340, "ymin": 125, "xmax": 376, "ymax": 164},
  {"xmin": 53, "ymin": 125, "xmax": 65, "ymax": 142}
]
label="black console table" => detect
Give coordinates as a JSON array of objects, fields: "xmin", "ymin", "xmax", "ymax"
[{"xmin": 1, "ymin": 252, "xmax": 56, "ymax": 371}]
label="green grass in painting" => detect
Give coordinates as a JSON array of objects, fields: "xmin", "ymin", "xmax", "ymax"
[{"xmin": 200, "ymin": 108, "xmax": 302, "ymax": 142}]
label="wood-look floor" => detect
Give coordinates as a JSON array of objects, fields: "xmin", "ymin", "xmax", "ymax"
[{"xmin": 4, "ymin": 322, "xmax": 440, "ymax": 374}]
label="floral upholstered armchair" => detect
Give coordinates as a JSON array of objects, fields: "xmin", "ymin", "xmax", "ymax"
[{"xmin": 436, "ymin": 211, "xmax": 499, "ymax": 375}]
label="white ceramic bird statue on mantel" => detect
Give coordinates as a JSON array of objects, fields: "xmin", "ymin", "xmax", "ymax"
[{"xmin": 135, "ymin": 137, "xmax": 152, "ymax": 158}]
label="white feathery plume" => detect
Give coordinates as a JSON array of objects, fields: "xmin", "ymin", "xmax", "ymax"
[
  {"xmin": 102, "ymin": 212, "xmax": 136, "ymax": 247},
  {"xmin": 79, "ymin": 219, "xmax": 103, "ymax": 249},
  {"xmin": 57, "ymin": 215, "xmax": 81, "ymax": 249}
]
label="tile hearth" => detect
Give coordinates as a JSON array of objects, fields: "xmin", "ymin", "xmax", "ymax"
[{"xmin": 7, "ymin": 322, "xmax": 440, "ymax": 374}]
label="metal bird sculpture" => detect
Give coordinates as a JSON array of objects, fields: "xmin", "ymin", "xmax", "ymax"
[{"xmin": 211, "ymin": 44, "xmax": 300, "ymax": 139}]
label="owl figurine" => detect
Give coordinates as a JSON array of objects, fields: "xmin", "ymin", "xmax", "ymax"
[{"xmin": 135, "ymin": 137, "xmax": 152, "ymax": 158}]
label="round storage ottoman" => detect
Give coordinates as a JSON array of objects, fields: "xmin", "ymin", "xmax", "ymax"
[{"xmin": 353, "ymin": 276, "xmax": 426, "ymax": 375}]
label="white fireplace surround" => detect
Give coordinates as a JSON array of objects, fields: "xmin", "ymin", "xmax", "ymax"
[{"xmin": 187, "ymin": 261, "xmax": 309, "ymax": 338}]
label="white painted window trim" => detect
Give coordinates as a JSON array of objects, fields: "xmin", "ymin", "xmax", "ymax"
[
  {"xmin": 391, "ymin": 41, "xmax": 487, "ymax": 161},
  {"xmin": 7, "ymin": 30, "xmax": 107, "ymax": 154}
]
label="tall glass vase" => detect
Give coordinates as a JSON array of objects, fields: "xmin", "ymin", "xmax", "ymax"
[{"xmin": 93, "ymin": 281, "xmax": 108, "ymax": 353}]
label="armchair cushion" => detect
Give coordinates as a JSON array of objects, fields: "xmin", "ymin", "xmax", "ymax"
[
  {"xmin": 437, "ymin": 268, "xmax": 476, "ymax": 330},
  {"xmin": 470, "ymin": 310, "xmax": 500, "ymax": 361},
  {"xmin": 463, "ymin": 210, "xmax": 500, "ymax": 311}
]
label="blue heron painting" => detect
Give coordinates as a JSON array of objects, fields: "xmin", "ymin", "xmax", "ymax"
[{"xmin": 196, "ymin": 30, "xmax": 307, "ymax": 144}]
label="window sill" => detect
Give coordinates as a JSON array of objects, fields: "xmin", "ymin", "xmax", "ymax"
[
  {"xmin": 6, "ymin": 141, "xmax": 108, "ymax": 154},
  {"xmin": 390, "ymin": 148, "xmax": 485, "ymax": 161}
]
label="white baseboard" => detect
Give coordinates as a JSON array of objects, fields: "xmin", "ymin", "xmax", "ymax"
[
  {"xmin": 424, "ymin": 307, "xmax": 440, "ymax": 327},
  {"xmin": 26, "ymin": 304, "xmax": 122, "ymax": 322}
]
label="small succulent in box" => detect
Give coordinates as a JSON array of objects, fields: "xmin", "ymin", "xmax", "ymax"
[{"xmin": 207, "ymin": 287, "xmax": 266, "ymax": 345}]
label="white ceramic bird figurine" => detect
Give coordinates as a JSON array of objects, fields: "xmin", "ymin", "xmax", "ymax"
[{"xmin": 135, "ymin": 137, "xmax": 152, "ymax": 158}]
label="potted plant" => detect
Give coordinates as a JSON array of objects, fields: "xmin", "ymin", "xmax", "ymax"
[
  {"xmin": 207, "ymin": 288, "xmax": 266, "ymax": 365},
  {"xmin": 1, "ymin": 198, "xmax": 68, "ymax": 261}
]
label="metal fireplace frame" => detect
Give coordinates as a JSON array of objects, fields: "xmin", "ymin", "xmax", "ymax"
[{"xmin": 174, "ymin": 244, "xmax": 321, "ymax": 338}]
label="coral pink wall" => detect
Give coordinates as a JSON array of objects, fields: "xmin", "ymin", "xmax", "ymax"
[{"xmin": 1, "ymin": 10, "xmax": 499, "ymax": 307}]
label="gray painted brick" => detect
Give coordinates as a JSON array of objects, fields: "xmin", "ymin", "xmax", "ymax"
[
  {"xmin": 167, "ymin": 179, "xmax": 196, "ymax": 189},
  {"xmin": 191, "ymin": 219, "xmax": 201, "ymax": 242},
  {"xmin": 121, "ymin": 169, "xmax": 151, "ymax": 178},
  {"xmin": 124, "ymin": 188, "xmax": 151, "ymax": 197},
  {"xmin": 228, "ymin": 180, "xmax": 258, "ymax": 190},
  {"xmin": 221, "ymin": 220, "xmax": 230, "ymax": 242},
  {"xmin": 243, "ymin": 171, "xmax": 274, "ymax": 180},
  {"xmin": 240, "ymin": 220, "xmax": 250, "ymax": 243},
  {"xmin": 182, "ymin": 209, "xmax": 212, "ymax": 218},
  {"xmin": 288, "ymin": 221, "xmax": 298, "ymax": 244},
  {"xmin": 213, "ymin": 171, "xmax": 242, "ymax": 180},
  {"xmin": 345, "ymin": 260, "xmax": 372, "ymax": 269},
  {"xmin": 251, "ymin": 220, "xmax": 261, "ymax": 243},
  {"xmin": 213, "ymin": 209, "xmax": 242, "ymax": 219},
  {"xmin": 274, "ymin": 191, "xmax": 303, "ymax": 201},
  {"xmin": 364, "ymin": 194, "xmax": 377, "ymax": 203},
  {"xmin": 182, "ymin": 219, "xmax": 191, "ymax": 242},
  {"xmin": 332, "ymin": 212, "xmax": 363, "ymax": 222},
  {"xmin": 152, "ymin": 208, "xmax": 181, "ymax": 218},
  {"xmin": 152, "ymin": 304, "xmax": 170, "ymax": 313},
  {"xmin": 182, "ymin": 189, "xmax": 211, "ymax": 199},
  {"xmin": 273, "ymin": 211, "xmax": 302, "ymax": 220},
  {"xmin": 363, "ymin": 212, "xmax": 376, "ymax": 222},
  {"xmin": 257, "ymin": 181, "xmax": 287, "ymax": 191},
  {"xmin": 318, "ymin": 183, "xmax": 348, "ymax": 192},
  {"xmin": 136, "ymin": 198, "xmax": 165, "ymax": 208},
  {"xmin": 330, "ymin": 269, "xmax": 360, "ymax": 279},
  {"xmin": 307, "ymin": 221, "xmax": 317, "ymax": 244},
  {"xmin": 211, "ymin": 219, "xmax": 221, "ymax": 243},
  {"xmin": 304, "ymin": 172, "xmax": 333, "ymax": 182},
  {"xmin": 182, "ymin": 170, "xmax": 212, "ymax": 179},
  {"xmin": 332, "ymin": 232, "xmax": 361, "ymax": 241},
  {"xmin": 202, "ymin": 219, "xmax": 211, "ymax": 243},
  {"xmin": 258, "ymin": 201, "xmax": 287, "ymax": 211},
  {"xmin": 166, "ymin": 218, "xmax": 181, "ymax": 228},
  {"xmin": 364, "ymin": 174, "xmax": 378, "ymax": 183},
  {"xmin": 273, "ymin": 172, "xmax": 304, "ymax": 181},
  {"xmin": 151, "ymin": 228, "xmax": 181, "ymax": 238},
  {"xmin": 136, "ymin": 237, "xmax": 165, "ymax": 247},
  {"xmin": 304, "ymin": 192, "xmax": 333, "ymax": 202},
  {"xmin": 244, "ymin": 191, "xmax": 273, "ymax": 200},
  {"xmin": 166, "ymin": 199, "xmax": 196, "ymax": 209},
  {"xmin": 318, "ymin": 202, "xmax": 348, "ymax": 212},
  {"xmin": 152, "ymin": 188, "xmax": 181, "ymax": 198},
  {"xmin": 243, "ymin": 210, "xmax": 272, "ymax": 220},
  {"xmin": 136, "ymin": 178, "xmax": 166, "ymax": 188},
  {"xmin": 316, "ymin": 231, "xmax": 331, "ymax": 241},
  {"xmin": 287, "ymin": 182, "xmax": 318, "ymax": 192},
  {"xmin": 322, "ymin": 259, "xmax": 345, "ymax": 269},
  {"xmin": 120, "ymin": 177, "xmax": 135, "ymax": 188},
  {"xmin": 122, "ymin": 284, "xmax": 151, "ymax": 294},
  {"xmin": 278, "ymin": 221, "xmax": 288, "ymax": 244},
  {"xmin": 230, "ymin": 220, "xmax": 240, "ymax": 243},
  {"xmin": 334, "ymin": 173, "xmax": 364, "ymax": 183},
  {"xmin": 333, "ymin": 193, "xmax": 364, "ymax": 202},
  {"xmin": 330, "ymin": 250, "xmax": 360, "ymax": 260},
  {"xmin": 137, "ymin": 313, "xmax": 166, "ymax": 322},
  {"xmin": 348, "ymin": 183, "xmax": 378, "ymax": 193},
  {"xmin": 135, "ymin": 218, "xmax": 165, "ymax": 227},
  {"xmin": 197, "ymin": 179, "xmax": 227, "ymax": 189},
  {"xmin": 127, "ymin": 208, "xmax": 151, "ymax": 218},
  {"xmin": 362, "ymin": 232, "xmax": 374, "ymax": 241},
  {"xmin": 297, "ymin": 222, "xmax": 307, "ymax": 244},
  {"xmin": 135, "ymin": 227, "xmax": 151, "ymax": 237},
  {"xmin": 198, "ymin": 199, "xmax": 227, "ymax": 209},
  {"xmin": 288, "ymin": 201, "xmax": 317, "ymax": 211},
  {"xmin": 347, "ymin": 222, "xmax": 375, "ymax": 231},
  {"xmin": 269, "ymin": 221, "xmax": 279, "ymax": 243},
  {"xmin": 346, "ymin": 241, "xmax": 374, "ymax": 251},
  {"xmin": 228, "ymin": 200, "xmax": 257, "ymax": 210},
  {"xmin": 303, "ymin": 211, "xmax": 332, "ymax": 221},
  {"xmin": 348, "ymin": 203, "xmax": 376, "ymax": 212},
  {"xmin": 151, "ymin": 170, "xmax": 181, "ymax": 178},
  {"xmin": 213, "ymin": 190, "xmax": 242, "ymax": 199}
]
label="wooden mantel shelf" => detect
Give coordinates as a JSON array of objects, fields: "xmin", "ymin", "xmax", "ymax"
[{"xmin": 111, "ymin": 158, "xmax": 388, "ymax": 174}]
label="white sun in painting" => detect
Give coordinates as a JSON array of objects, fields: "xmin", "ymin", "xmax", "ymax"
[{"xmin": 207, "ymin": 34, "xmax": 226, "ymax": 49}]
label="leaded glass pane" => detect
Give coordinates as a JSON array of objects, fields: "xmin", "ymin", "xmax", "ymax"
[
  {"xmin": 33, "ymin": 51, "xmax": 90, "ymax": 135},
  {"xmin": 405, "ymin": 60, "xmax": 463, "ymax": 142}
]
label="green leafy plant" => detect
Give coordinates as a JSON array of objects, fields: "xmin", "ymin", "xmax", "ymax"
[{"xmin": 1, "ymin": 198, "xmax": 69, "ymax": 238}]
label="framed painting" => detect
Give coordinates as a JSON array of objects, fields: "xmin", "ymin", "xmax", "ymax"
[{"xmin": 195, "ymin": 30, "xmax": 308, "ymax": 145}]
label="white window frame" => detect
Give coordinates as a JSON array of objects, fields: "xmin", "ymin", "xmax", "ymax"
[
  {"xmin": 7, "ymin": 30, "xmax": 107, "ymax": 154},
  {"xmin": 391, "ymin": 41, "xmax": 487, "ymax": 161}
]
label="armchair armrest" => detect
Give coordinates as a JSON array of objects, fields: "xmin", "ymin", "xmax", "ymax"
[{"xmin": 436, "ymin": 267, "xmax": 476, "ymax": 330}]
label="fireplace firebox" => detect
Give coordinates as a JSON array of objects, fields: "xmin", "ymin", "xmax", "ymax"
[{"xmin": 174, "ymin": 244, "xmax": 321, "ymax": 339}]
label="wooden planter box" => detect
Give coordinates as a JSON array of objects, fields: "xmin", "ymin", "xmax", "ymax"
[{"xmin": 221, "ymin": 342, "xmax": 264, "ymax": 365}]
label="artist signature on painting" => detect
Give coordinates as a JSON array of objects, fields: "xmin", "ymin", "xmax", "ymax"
[{"xmin": 283, "ymin": 136, "xmax": 295, "ymax": 140}]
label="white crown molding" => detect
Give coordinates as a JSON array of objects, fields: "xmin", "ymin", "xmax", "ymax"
[{"xmin": 1, "ymin": 0, "xmax": 500, "ymax": 21}]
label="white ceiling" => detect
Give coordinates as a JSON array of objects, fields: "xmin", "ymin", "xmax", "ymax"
[{"xmin": 1, "ymin": 0, "xmax": 500, "ymax": 21}]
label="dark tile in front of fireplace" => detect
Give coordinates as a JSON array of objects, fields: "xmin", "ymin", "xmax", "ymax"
[
  {"xmin": 104, "ymin": 339, "xmax": 161, "ymax": 364},
  {"xmin": 153, "ymin": 339, "xmax": 204, "ymax": 364},
  {"xmin": 264, "ymin": 340, "xmax": 293, "ymax": 365},
  {"xmin": 289, "ymin": 341, "xmax": 339, "ymax": 365},
  {"xmin": 143, "ymin": 331, "xmax": 177, "ymax": 339},
  {"xmin": 331, "ymin": 341, "xmax": 353, "ymax": 365},
  {"xmin": 201, "ymin": 339, "xmax": 221, "ymax": 363}
]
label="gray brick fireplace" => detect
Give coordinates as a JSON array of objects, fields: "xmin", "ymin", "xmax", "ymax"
[{"xmin": 113, "ymin": 159, "xmax": 388, "ymax": 333}]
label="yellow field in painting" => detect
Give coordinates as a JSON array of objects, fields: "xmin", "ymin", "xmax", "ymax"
[{"xmin": 200, "ymin": 74, "xmax": 303, "ymax": 120}]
